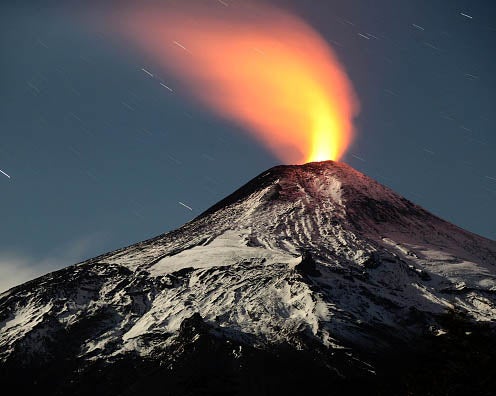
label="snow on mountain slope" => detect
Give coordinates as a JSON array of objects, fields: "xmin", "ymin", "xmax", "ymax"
[{"xmin": 1, "ymin": 161, "xmax": 495, "ymax": 377}]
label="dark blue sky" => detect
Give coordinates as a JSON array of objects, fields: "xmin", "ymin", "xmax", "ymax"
[{"xmin": 1, "ymin": 0, "xmax": 495, "ymax": 290}]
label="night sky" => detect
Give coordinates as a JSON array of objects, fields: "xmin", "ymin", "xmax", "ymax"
[{"xmin": 1, "ymin": 0, "xmax": 495, "ymax": 291}]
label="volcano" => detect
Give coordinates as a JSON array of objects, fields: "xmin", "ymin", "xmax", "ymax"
[{"xmin": 1, "ymin": 161, "xmax": 495, "ymax": 395}]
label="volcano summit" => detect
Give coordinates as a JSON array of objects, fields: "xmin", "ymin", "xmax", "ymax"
[{"xmin": 1, "ymin": 161, "xmax": 495, "ymax": 395}]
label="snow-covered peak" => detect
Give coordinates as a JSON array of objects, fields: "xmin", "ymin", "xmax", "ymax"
[
  {"xmin": 0, "ymin": 161, "xmax": 495, "ymax": 395},
  {"xmin": 194, "ymin": 160, "xmax": 431, "ymax": 233}
]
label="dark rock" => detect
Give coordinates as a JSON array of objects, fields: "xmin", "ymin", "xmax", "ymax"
[
  {"xmin": 418, "ymin": 270, "xmax": 431, "ymax": 281},
  {"xmin": 295, "ymin": 251, "xmax": 321, "ymax": 277},
  {"xmin": 363, "ymin": 252, "xmax": 382, "ymax": 269},
  {"xmin": 179, "ymin": 313, "xmax": 209, "ymax": 339},
  {"xmin": 408, "ymin": 265, "xmax": 432, "ymax": 281}
]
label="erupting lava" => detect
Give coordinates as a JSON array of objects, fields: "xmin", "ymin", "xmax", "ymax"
[{"xmin": 114, "ymin": 1, "xmax": 359, "ymax": 163}]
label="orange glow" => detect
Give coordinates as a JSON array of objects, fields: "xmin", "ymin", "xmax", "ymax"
[{"xmin": 113, "ymin": 1, "xmax": 359, "ymax": 163}]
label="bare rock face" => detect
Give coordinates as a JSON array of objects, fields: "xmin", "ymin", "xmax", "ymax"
[
  {"xmin": 294, "ymin": 250, "xmax": 321, "ymax": 276},
  {"xmin": 1, "ymin": 161, "xmax": 495, "ymax": 395}
]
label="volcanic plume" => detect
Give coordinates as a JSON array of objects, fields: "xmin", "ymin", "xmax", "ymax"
[{"xmin": 112, "ymin": 1, "xmax": 359, "ymax": 163}]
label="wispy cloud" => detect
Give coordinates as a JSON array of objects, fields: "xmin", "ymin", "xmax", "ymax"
[{"xmin": 0, "ymin": 234, "xmax": 106, "ymax": 293}]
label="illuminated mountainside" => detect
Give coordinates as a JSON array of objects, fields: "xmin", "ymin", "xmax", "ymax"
[{"xmin": 1, "ymin": 161, "xmax": 495, "ymax": 395}]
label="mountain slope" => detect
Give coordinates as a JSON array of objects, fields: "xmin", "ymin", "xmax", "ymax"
[{"xmin": 1, "ymin": 161, "xmax": 495, "ymax": 395}]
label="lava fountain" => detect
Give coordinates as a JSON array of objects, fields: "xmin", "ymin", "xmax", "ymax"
[{"xmin": 112, "ymin": 1, "xmax": 359, "ymax": 163}]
